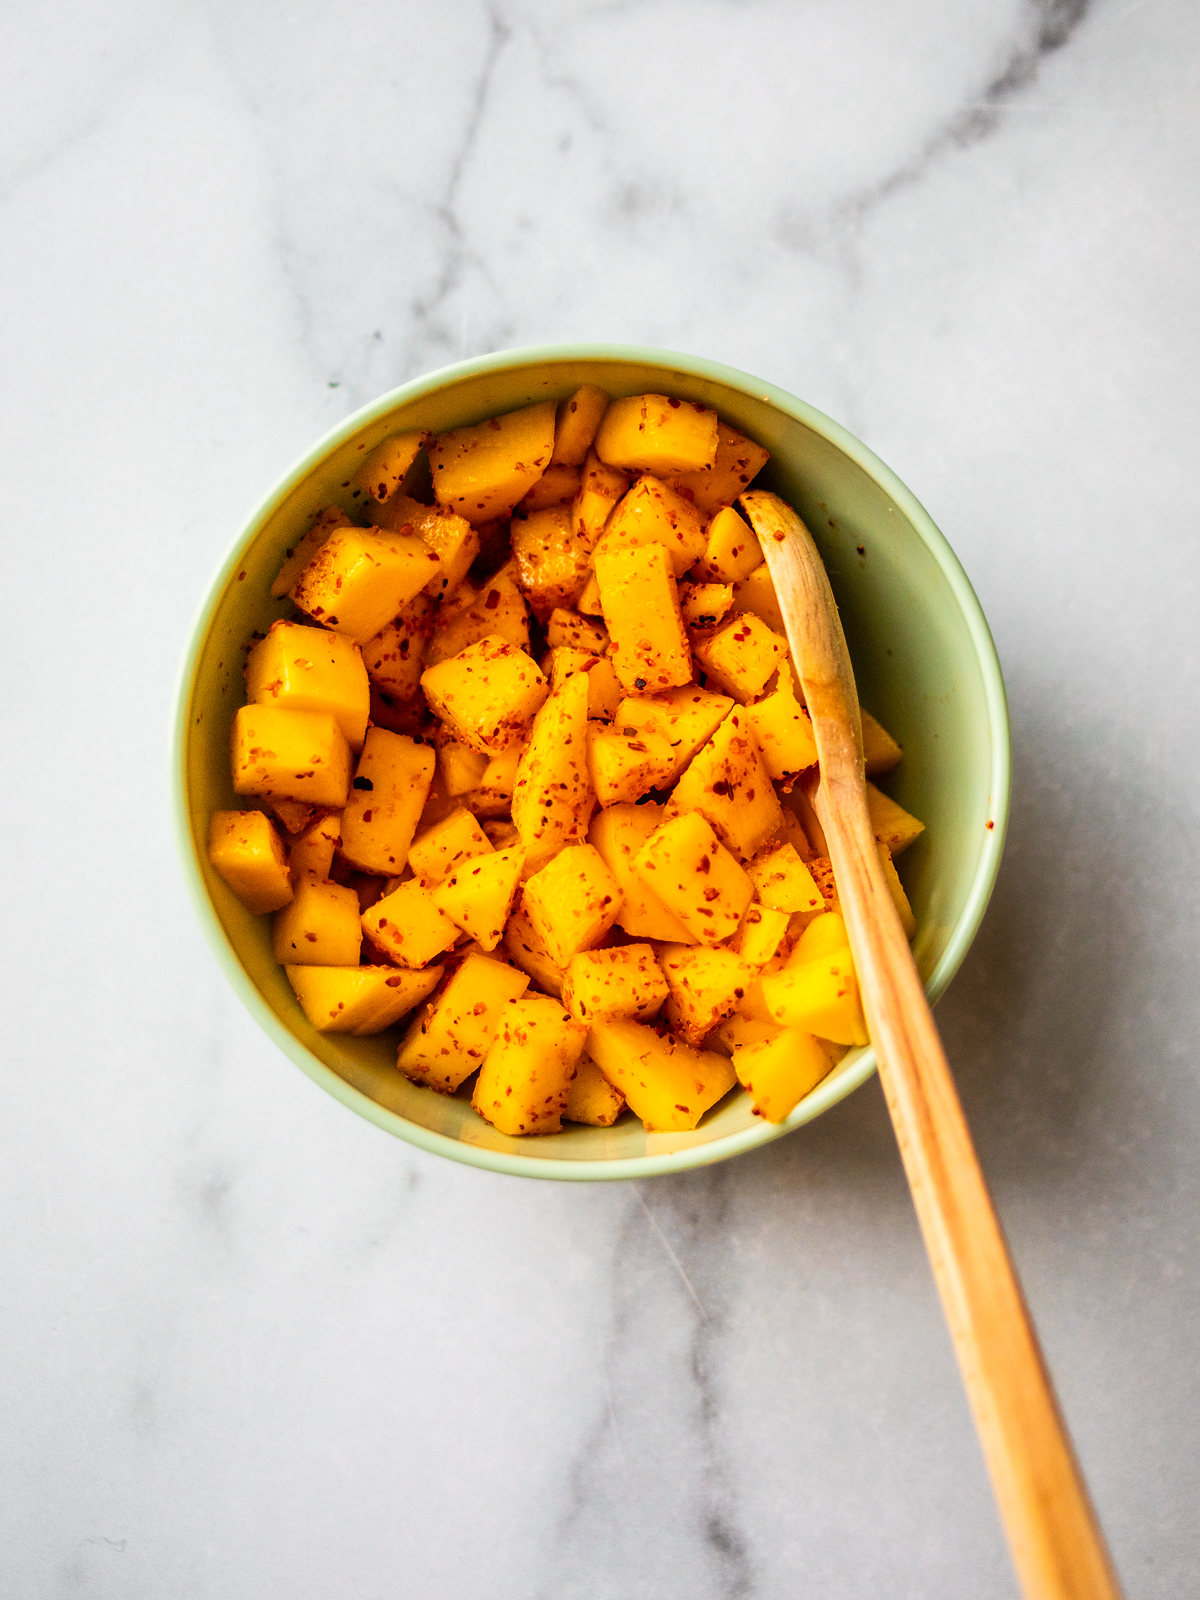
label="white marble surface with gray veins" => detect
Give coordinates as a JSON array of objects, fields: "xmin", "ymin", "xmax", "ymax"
[{"xmin": 3, "ymin": 2, "xmax": 1199, "ymax": 1596}]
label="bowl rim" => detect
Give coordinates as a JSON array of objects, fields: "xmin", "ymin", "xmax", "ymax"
[{"xmin": 173, "ymin": 341, "xmax": 1010, "ymax": 1182}]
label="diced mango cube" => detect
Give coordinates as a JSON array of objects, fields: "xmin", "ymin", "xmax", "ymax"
[
  {"xmin": 571, "ymin": 450, "xmax": 629, "ymax": 546},
  {"xmin": 551, "ymin": 385, "xmax": 610, "ymax": 467},
  {"xmin": 587, "ymin": 803, "xmax": 693, "ymax": 944},
  {"xmin": 272, "ymin": 877, "xmax": 362, "ymax": 966},
  {"xmin": 867, "ymin": 781, "xmax": 926, "ymax": 856},
  {"xmin": 760, "ymin": 947, "xmax": 868, "ymax": 1047},
  {"xmin": 520, "ymin": 462, "xmax": 582, "ymax": 513},
  {"xmin": 350, "ymin": 429, "xmax": 427, "ymax": 506},
  {"xmin": 576, "ymin": 568, "xmax": 604, "ymax": 617},
  {"xmin": 421, "ymin": 635, "xmax": 549, "ymax": 756},
  {"xmin": 360, "ymin": 592, "xmax": 433, "ymax": 703},
  {"xmin": 612, "ymin": 685, "xmax": 733, "ymax": 784},
  {"xmin": 271, "ymin": 507, "xmax": 351, "ymax": 600},
  {"xmin": 437, "ymin": 735, "xmax": 489, "ymax": 798},
  {"xmin": 790, "ymin": 911, "xmax": 849, "ymax": 964},
  {"xmin": 510, "ymin": 667, "xmax": 593, "ymax": 870},
  {"xmin": 594, "ymin": 542, "xmax": 691, "ymax": 695},
  {"xmin": 231, "ymin": 704, "xmax": 353, "ymax": 810},
  {"xmin": 743, "ymin": 665, "xmax": 818, "ymax": 782},
  {"xmin": 670, "ymin": 707, "xmax": 782, "ymax": 860},
  {"xmin": 730, "ymin": 563, "xmax": 786, "ymax": 636},
  {"xmin": 862, "ymin": 710, "xmax": 903, "ymax": 776},
  {"xmin": 502, "ymin": 900, "xmax": 567, "ymax": 998},
  {"xmin": 733, "ymin": 1027, "xmax": 832, "ymax": 1122},
  {"xmin": 564, "ymin": 1056, "xmax": 626, "ymax": 1126},
  {"xmin": 471, "ymin": 994, "xmax": 588, "ymax": 1135},
  {"xmin": 286, "ymin": 962, "xmax": 442, "ymax": 1035},
  {"xmin": 600, "ymin": 476, "xmax": 707, "ymax": 577},
  {"xmin": 680, "ymin": 582, "xmax": 733, "ymax": 628},
  {"xmin": 340, "ymin": 727, "xmax": 435, "ymax": 875},
  {"xmin": 511, "ymin": 505, "xmax": 591, "ymax": 620},
  {"xmin": 594, "ymin": 394, "xmax": 718, "ymax": 475},
  {"xmin": 633, "ymin": 812, "xmax": 753, "ymax": 947},
  {"xmin": 659, "ymin": 944, "xmax": 756, "ymax": 1046},
  {"xmin": 288, "ymin": 809, "xmax": 342, "ymax": 881},
  {"xmin": 587, "ymin": 723, "xmax": 677, "ymax": 807},
  {"xmin": 562, "ymin": 944, "xmax": 669, "ymax": 1024},
  {"xmin": 397, "ymin": 951, "xmax": 531, "ymax": 1092},
  {"xmin": 428, "ymin": 400, "xmax": 556, "ymax": 523},
  {"xmin": 805, "ymin": 855, "xmax": 841, "ymax": 913},
  {"xmin": 748, "ymin": 843, "xmax": 824, "ymax": 915},
  {"xmin": 547, "ymin": 647, "xmax": 621, "ymax": 721},
  {"xmin": 471, "ymin": 746, "xmax": 521, "ymax": 819},
  {"xmin": 408, "ymin": 805, "xmax": 493, "ymax": 887},
  {"xmin": 523, "ymin": 844, "xmax": 623, "ymax": 968},
  {"xmin": 697, "ymin": 505, "xmax": 763, "ymax": 583},
  {"xmin": 587, "ymin": 1019, "xmax": 736, "ymax": 1132},
  {"xmin": 208, "ymin": 809, "xmax": 293, "ymax": 914},
  {"xmin": 375, "ymin": 498, "xmax": 480, "ymax": 601},
  {"xmin": 425, "ymin": 567, "xmax": 531, "ymax": 665},
  {"xmin": 546, "ymin": 608, "xmax": 608, "ymax": 656},
  {"xmin": 290, "ymin": 524, "xmax": 443, "ymax": 643},
  {"xmin": 667, "ymin": 421, "xmax": 770, "ymax": 515},
  {"xmin": 432, "ymin": 845, "xmax": 525, "ymax": 952},
  {"xmin": 360, "ymin": 879, "xmax": 459, "ymax": 968},
  {"xmin": 693, "ymin": 612, "xmax": 788, "ymax": 703},
  {"xmin": 245, "ymin": 620, "xmax": 370, "ymax": 751},
  {"xmin": 731, "ymin": 903, "xmax": 790, "ymax": 968}
]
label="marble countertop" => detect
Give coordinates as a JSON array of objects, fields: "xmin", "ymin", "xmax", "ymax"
[{"xmin": 4, "ymin": 2, "xmax": 1198, "ymax": 1595}]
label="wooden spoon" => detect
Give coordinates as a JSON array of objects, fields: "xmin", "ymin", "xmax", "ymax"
[{"xmin": 741, "ymin": 490, "xmax": 1122, "ymax": 1600}]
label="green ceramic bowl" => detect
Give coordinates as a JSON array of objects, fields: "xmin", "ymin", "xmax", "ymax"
[{"xmin": 174, "ymin": 344, "xmax": 1009, "ymax": 1181}]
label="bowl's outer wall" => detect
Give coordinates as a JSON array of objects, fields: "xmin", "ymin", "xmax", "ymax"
[{"xmin": 176, "ymin": 346, "xmax": 1009, "ymax": 1181}]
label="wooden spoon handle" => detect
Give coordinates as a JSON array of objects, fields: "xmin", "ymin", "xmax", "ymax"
[{"xmin": 743, "ymin": 491, "xmax": 1122, "ymax": 1600}]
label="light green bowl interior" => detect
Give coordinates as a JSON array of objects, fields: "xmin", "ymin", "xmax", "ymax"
[{"xmin": 174, "ymin": 344, "xmax": 1009, "ymax": 1181}]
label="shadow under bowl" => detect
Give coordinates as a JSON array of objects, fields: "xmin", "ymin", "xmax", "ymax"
[{"xmin": 173, "ymin": 343, "xmax": 1010, "ymax": 1181}]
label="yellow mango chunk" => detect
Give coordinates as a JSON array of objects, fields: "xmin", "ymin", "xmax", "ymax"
[
  {"xmin": 564, "ymin": 1055, "xmax": 626, "ymax": 1126},
  {"xmin": 231, "ymin": 704, "xmax": 352, "ymax": 810},
  {"xmin": 512, "ymin": 504, "xmax": 591, "ymax": 621},
  {"xmin": 877, "ymin": 840, "xmax": 917, "ymax": 939},
  {"xmin": 867, "ymin": 781, "xmax": 926, "ymax": 856},
  {"xmin": 271, "ymin": 507, "xmax": 351, "ymax": 600},
  {"xmin": 437, "ymin": 735, "xmax": 489, "ymax": 798},
  {"xmin": 594, "ymin": 394, "xmax": 718, "ymax": 475},
  {"xmin": 587, "ymin": 723, "xmax": 677, "ymax": 807},
  {"xmin": 360, "ymin": 880, "xmax": 459, "ymax": 968},
  {"xmin": 698, "ymin": 505, "xmax": 762, "ymax": 584},
  {"xmin": 571, "ymin": 450, "xmax": 630, "ymax": 546},
  {"xmin": 546, "ymin": 608, "xmax": 608, "ymax": 656},
  {"xmin": 421, "ymin": 635, "xmax": 549, "ymax": 756},
  {"xmin": 428, "ymin": 400, "xmax": 556, "ymax": 523},
  {"xmin": 743, "ymin": 665, "xmax": 818, "ymax": 782},
  {"xmin": 520, "ymin": 462, "xmax": 582, "ymax": 512},
  {"xmin": 693, "ymin": 612, "xmax": 788, "ymax": 703},
  {"xmin": 397, "ymin": 951, "xmax": 530, "ymax": 1093},
  {"xmin": 562, "ymin": 944, "xmax": 669, "ymax": 1024},
  {"xmin": 372, "ymin": 495, "xmax": 480, "ymax": 601},
  {"xmin": 730, "ymin": 563, "xmax": 786, "ymax": 636},
  {"xmin": 432, "ymin": 845, "xmax": 525, "ymax": 951},
  {"xmin": 594, "ymin": 542, "xmax": 691, "ymax": 695},
  {"xmin": 761, "ymin": 947, "xmax": 868, "ymax": 1046},
  {"xmin": 350, "ymin": 429, "xmax": 427, "ymax": 506},
  {"xmin": 408, "ymin": 805, "xmax": 493, "ymax": 887},
  {"xmin": 271, "ymin": 877, "xmax": 362, "ymax": 966},
  {"xmin": 862, "ymin": 710, "xmax": 903, "ymax": 777},
  {"xmin": 551, "ymin": 385, "xmax": 610, "ymax": 467},
  {"xmin": 290, "ymin": 524, "xmax": 443, "ymax": 644},
  {"xmin": 633, "ymin": 811, "xmax": 754, "ymax": 947},
  {"xmin": 208, "ymin": 809, "xmax": 293, "ymax": 915},
  {"xmin": 502, "ymin": 900, "xmax": 567, "ymax": 998},
  {"xmin": 730, "ymin": 903, "xmax": 790, "ymax": 968},
  {"xmin": 361, "ymin": 593, "xmax": 433, "ymax": 702},
  {"xmin": 774, "ymin": 804, "xmax": 815, "ymax": 862},
  {"xmin": 587, "ymin": 803, "xmax": 693, "ymax": 943},
  {"xmin": 286, "ymin": 963, "xmax": 442, "ymax": 1035},
  {"xmin": 613, "ymin": 685, "xmax": 734, "ymax": 784},
  {"xmin": 587, "ymin": 1019, "xmax": 735, "ymax": 1132},
  {"xmin": 749, "ymin": 843, "xmax": 824, "ymax": 915},
  {"xmin": 733, "ymin": 1027, "xmax": 832, "ymax": 1122},
  {"xmin": 340, "ymin": 728, "xmax": 435, "ymax": 875},
  {"xmin": 511, "ymin": 667, "xmax": 593, "ymax": 870},
  {"xmin": 523, "ymin": 844, "xmax": 623, "ymax": 968},
  {"xmin": 288, "ymin": 809, "xmax": 342, "ymax": 880},
  {"xmin": 805, "ymin": 855, "xmax": 841, "ymax": 913},
  {"xmin": 600, "ymin": 476, "xmax": 707, "ymax": 578},
  {"xmin": 680, "ymin": 583, "xmax": 733, "ymax": 628},
  {"xmin": 547, "ymin": 647, "xmax": 621, "ymax": 721},
  {"xmin": 245, "ymin": 620, "xmax": 370, "ymax": 751},
  {"xmin": 667, "ymin": 421, "xmax": 770, "ymax": 516},
  {"xmin": 790, "ymin": 911, "xmax": 849, "ymax": 964},
  {"xmin": 670, "ymin": 708, "xmax": 782, "ymax": 859},
  {"xmin": 659, "ymin": 944, "xmax": 756, "ymax": 1046},
  {"xmin": 471, "ymin": 746, "xmax": 521, "ymax": 819},
  {"xmin": 576, "ymin": 568, "xmax": 604, "ymax": 617},
  {"xmin": 471, "ymin": 994, "xmax": 588, "ymax": 1135},
  {"xmin": 426, "ymin": 566, "xmax": 531, "ymax": 665}
]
